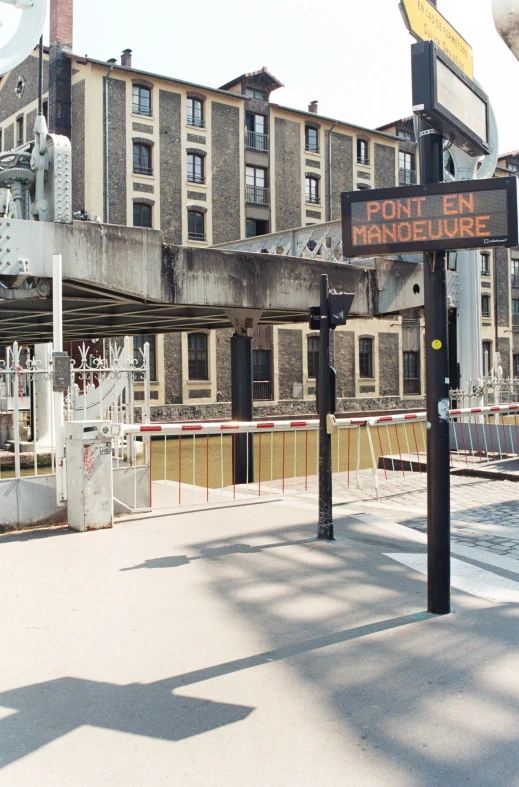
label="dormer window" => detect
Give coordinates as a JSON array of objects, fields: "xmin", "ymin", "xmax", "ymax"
[{"xmin": 245, "ymin": 87, "xmax": 265, "ymax": 100}]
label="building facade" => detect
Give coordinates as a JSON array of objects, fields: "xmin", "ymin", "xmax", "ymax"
[{"xmin": 1, "ymin": 50, "xmax": 517, "ymax": 417}]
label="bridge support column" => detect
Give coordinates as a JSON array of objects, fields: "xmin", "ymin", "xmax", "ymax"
[{"xmin": 226, "ymin": 309, "xmax": 263, "ymax": 486}]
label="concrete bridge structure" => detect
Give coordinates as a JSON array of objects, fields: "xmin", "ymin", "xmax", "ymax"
[{"xmin": 0, "ymin": 218, "xmax": 423, "ymax": 344}]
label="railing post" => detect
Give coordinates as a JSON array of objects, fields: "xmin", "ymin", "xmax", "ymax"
[{"xmin": 53, "ymin": 253, "xmax": 66, "ymax": 506}]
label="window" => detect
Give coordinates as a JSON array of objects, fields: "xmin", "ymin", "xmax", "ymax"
[
  {"xmin": 403, "ymin": 351, "xmax": 420, "ymax": 395},
  {"xmin": 188, "ymin": 210, "xmax": 205, "ymax": 241},
  {"xmin": 481, "ymin": 252, "xmax": 490, "ymax": 276},
  {"xmin": 133, "ymin": 142, "xmax": 152, "ymax": 175},
  {"xmin": 132, "ymin": 85, "xmax": 151, "ymax": 116},
  {"xmin": 133, "ymin": 334, "xmax": 157, "ymax": 381},
  {"xmin": 245, "ymin": 87, "xmax": 265, "ymax": 100},
  {"xmin": 357, "ymin": 139, "xmax": 369, "ymax": 165},
  {"xmin": 307, "ymin": 336, "xmax": 319, "ymax": 379},
  {"xmin": 246, "ymin": 113, "xmax": 265, "ymax": 134},
  {"xmin": 246, "ymin": 166, "xmax": 268, "ymax": 204},
  {"xmin": 357, "ymin": 183, "xmax": 371, "ymax": 190},
  {"xmin": 514, "ymin": 354, "xmax": 519, "ymax": 378},
  {"xmin": 133, "ymin": 202, "xmax": 152, "ymax": 228},
  {"xmin": 188, "ymin": 333, "xmax": 208, "ymax": 380},
  {"xmin": 187, "ymin": 97, "xmax": 204, "ymax": 128},
  {"xmin": 42, "ymin": 100, "xmax": 48, "ymax": 122},
  {"xmin": 253, "ymin": 349, "xmax": 270, "ymax": 381},
  {"xmin": 245, "ymin": 113, "xmax": 267, "ymax": 151},
  {"xmin": 305, "ymin": 126, "xmax": 319, "ymax": 153},
  {"xmin": 187, "ymin": 153, "xmax": 204, "ymax": 184},
  {"xmin": 481, "ymin": 294, "xmax": 490, "ymax": 317},
  {"xmin": 483, "ymin": 341, "xmax": 492, "ymax": 376},
  {"xmin": 512, "ymin": 258, "xmax": 519, "ymax": 288},
  {"xmin": 16, "ymin": 116, "xmax": 23, "ymax": 146},
  {"xmin": 359, "ymin": 338, "xmax": 373, "ymax": 378},
  {"xmin": 513, "ymin": 299, "xmax": 519, "ymax": 327},
  {"xmin": 246, "ymin": 218, "xmax": 268, "ymax": 237},
  {"xmin": 305, "ymin": 176, "xmax": 319, "ymax": 204},
  {"xmin": 398, "ymin": 129, "xmax": 414, "ymax": 141},
  {"xmin": 508, "ymin": 162, "xmax": 518, "ymax": 173},
  {"xmin": 399, "ymin": 151, "xmax": 415, "ymax": 184}
]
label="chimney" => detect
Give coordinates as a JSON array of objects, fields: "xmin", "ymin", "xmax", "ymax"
[
  {"xmin": 308, "ymin": 100, "xmax": 318, "ymax": 114},
  {"xmin": 49, "ymin": 0, "xmax": 73, "ymax": 139},
  {"xmin": 121, "ymin": 49, "xmax": 132, "ymax": 67}
]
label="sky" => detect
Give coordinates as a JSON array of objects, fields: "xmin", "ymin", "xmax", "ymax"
[{"xmin": 2, "ymin": 0, "xmax": 518, "ymax": 153}]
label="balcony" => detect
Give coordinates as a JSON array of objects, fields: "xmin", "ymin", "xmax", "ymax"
[
  {"xmin": 253, "ymin": 380, "xmax": 273, "ymax": 401},
  {"xmin": 399, "ymin": 168, "xmax": 417, "ymax": 185},
  {"xmin": 246, "ymin": 130, "xmax": 269, "ymax": 152},
  {"xmin": 246, "ymin": 185, "xmax": 269, "ymax": 205}
]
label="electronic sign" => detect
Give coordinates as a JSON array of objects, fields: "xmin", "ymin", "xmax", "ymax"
[
  {"xmin": 341, "ymin": 178, "xmax": 518, "ymax": 258},
  {"xmin": 412, "ymin": 40, "xmax": 489, "ymax": 156}
]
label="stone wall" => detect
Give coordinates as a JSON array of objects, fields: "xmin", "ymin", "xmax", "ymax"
[
  {"xmin": 0, "ymin": 53, "xmax": 48, "ymax": 125},
  {"xmin": 374, "ymin": 143, "xmax": 396, "ymax": 189},
  {"xmin": 278, "ymin": 329, "xmax": 303, "ymax": 400},
  {"xmin": 495, "ymin": 248, "xmax": 510, "ymax": 327},
  {"xmin": 216, "ymin": 329, "xmax": 233, "ymax": 401},
  {"xmin": 334, "ymin": 331, "xmax": 355, "ymax": 398},
  {"xmin": 211, "ymin": 102, "xmax": 241, "ymax": 243},
  {"xmin": 274, "ymin": 117, "xmax": 301, "ymax": 230},
  {"xmin": 159, "ymin": 89, "xmax": 182, "ymax": 243},
  {"xmin": 105, "ymin": 77, "xmax": 127, "ymax": 225},
  {"xmin": 379, "ymin": 334, "xmax": 399, "ymax": 396},
  {"xmin": 328, "ymin": 131, "xmax": 353, "ymax": 221},
  {"xmin": 142, "ymin": 395, "xmax": 426, "ymax": 423},
  {"xmin": 71, "ymin": 79, "xmax": 85, "ymax": 213},
  {"xmin": 498, "ymin": 337, "xmax": 511, "ymax": 377},
  {"xmin": 163, "ymin": 333, "xmax": 182, "ymax": 404}
]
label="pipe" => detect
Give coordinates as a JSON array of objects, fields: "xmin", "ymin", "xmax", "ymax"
[
  {"xmin": 327, "ymin": 120, "xmax": 338, "ymax": 221},
  {"xmin": 104, "ymin": 63, "xmax": 115, "ymax": 223}
]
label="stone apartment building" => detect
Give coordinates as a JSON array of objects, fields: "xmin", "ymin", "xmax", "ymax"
[{"xmin": 1, "ymin": 45, "xmax": 517, "ymax": 418}]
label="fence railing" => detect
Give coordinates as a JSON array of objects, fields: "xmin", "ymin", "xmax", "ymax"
[
  {"xmin": 121, "ymin": 403, "xmax": 519, "ymax": 511},
  {"xmin": 245, "ymin": 130, "xmax": 269, "ymax": 151},
  {"xmin": 450, "ymin": 377, "xmax": 519, "ymax": 408},
  {"xmin": 245, "ymin": 185, "xmax": 269, "ymax": 205},
  {"xmin": 253, "ymin": 380, "xmax": 273, "ymax": 401}
]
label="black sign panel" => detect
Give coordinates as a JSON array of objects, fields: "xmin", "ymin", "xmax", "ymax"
[
  {"xmin": 412, "ymin": 40, "xmax": 489, "ymax": 156},
  {"xmin": 342, "ymin": 178, "xmax": 518, "ymax": 258}
]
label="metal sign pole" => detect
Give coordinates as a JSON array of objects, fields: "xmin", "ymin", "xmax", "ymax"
[
  {"xmin": 53, "ymin": 253, "xmax": 66, "ymax": 506},
  {"xmin": 318, "ymin": 273, "xmax": 333, "ymax": 539},
  {"xmin": 418, "ymin": 69, "xmax": 451, "ymax": 613}
]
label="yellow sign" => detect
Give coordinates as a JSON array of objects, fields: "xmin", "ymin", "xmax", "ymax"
[
  {"xmin": 400, "ymin": 0, "xmax": 474, "ymax": 78},
  {"xmin": 432, "ymin": 340, "xmax": 442, "ymax": 350}
]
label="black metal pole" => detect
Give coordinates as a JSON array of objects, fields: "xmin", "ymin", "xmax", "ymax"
[
  {"xmin": 419, "ymin": 119, "xmax": 451, "ymax": 615},
  {"xmin": 231, "ymin": 333, "xmax": 254, "ymax": 484},
  {"xmin": 318, "ymin": 274, "xmax": 333, "ymax": 539}
]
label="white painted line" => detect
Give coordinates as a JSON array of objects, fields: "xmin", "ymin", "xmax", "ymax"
[
  {"xmin": 352, "ymin": 513, "xmax": 427, "ymax": 545},
  {"xmin": 386, "ymin": 553, "xmax": 519, "ymax": 603}
]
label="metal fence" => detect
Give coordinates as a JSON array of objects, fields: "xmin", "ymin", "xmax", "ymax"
[
  {"xmin": 121, "ymin": 403, "xmax": 519, "ymax": 512},
  {"xmin": 450, "ymin": 377, "xmax": 519, "ymax": 408}
]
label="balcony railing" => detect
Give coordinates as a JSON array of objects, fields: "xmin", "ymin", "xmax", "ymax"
[
  {"xmin": 399, "ymin": 168, "xmax": 417, "ymax": 185},
  {"xmin": 253, "ymin": 380, "xmax": 273, "ymax": 401},
  {"xmin": 357, "ymin": 156, "xmax": 370, "ymax": 165},
  {"xmin": 246, "ymin": 185, "xmax": 269, "ymax": 205},
  {"xmin": 306, "ymin": 195, "xmax": 320, "ymax": 205},
  {"xmin": 133, "ymin": 165, "xmax": 152, "ymax": 176},
  {"xmin": 246, "ymin": 130, "xmax": 269, "ymax": 152},
  {"xmin": 188, "ymin": 116, "xmax": 205, "ymax": 129},
  {"xmin": 132, "ymin": 103, "xmax": 152, "ymax": 116},
  {"xmin": 305, "ymin": 144, "xmax": 319, "ymax": 154},
  {"xmin": 188, "ymin": 231, "xmax": 206, "ymax": 242},
  {"xmin": 187, "ymin": 175, "xmax": 205, "ymax": 185}
]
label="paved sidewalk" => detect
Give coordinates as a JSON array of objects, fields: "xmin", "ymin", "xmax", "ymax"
[{"xmin": 1, "ymin": 494, "xmax": 519, "ymax": 786}]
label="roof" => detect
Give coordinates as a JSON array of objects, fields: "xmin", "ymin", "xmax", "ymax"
[
  {"xmin": 498, "ymin": 150, "xmax": 519, "ymax": 159},
  {"xmin": 376, "ymin": 116, "xmax": 414, "ymax": 131},
  {"xmin": 219, "ymin": 67, "xmax": 284, "ymax": 92},
  {"xmin": 69, "ymin": 55, "xmax": 247, "ymax": 99},
  {"xmin": 271, "ymin": 104, "xmax": 399, "ymax": 141}
]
